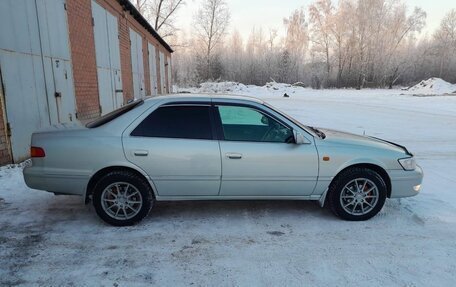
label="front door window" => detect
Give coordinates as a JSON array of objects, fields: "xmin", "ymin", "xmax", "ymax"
[{"xmin": 217, "ymin": 105, "xmax": 293, "ymax": 143}]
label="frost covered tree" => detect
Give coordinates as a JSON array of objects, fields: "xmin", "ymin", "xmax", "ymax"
[
  {"xmin": 309, "ymin": 0, "xmax": 333, "ymax": 84},
  {"xmin": 194, "ymin": 0, "xmax": 230, "ymax": 80},
  {"xmin": 283, "ymin": 8, "xmax": 309, "ymax": 83},
  {"xmin": 306, "ymin": 0, "xmax": 426, "ymax": 88},
  {"xmin": 223, "ymin": 29, "xmax": 245, "ymax": 82},
  {"xmin": 172, "ymin": 0, "xmax": 456, "ymax": 88},
  {"xmin": 434, "ymin": 9, "xmax": 456, "ymax": 79},
  {"xmin": 330, "ymin": 0, "xmax": 353, "ymax": 87},
  {"xmin": 277, "ymin": 50, "xmax": 291, "ymax": 83}
]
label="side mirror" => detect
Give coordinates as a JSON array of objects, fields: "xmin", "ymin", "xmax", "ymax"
[
  {"xmin": 261, "ymin": 115, "xmax": 269, "ymax": 125},
  {"xmin": 293, "ymin": 130, "xmax": 310, "ymax": 144}
]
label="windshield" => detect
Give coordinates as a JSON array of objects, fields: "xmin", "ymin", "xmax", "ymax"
[{"xmin": 86, "ymin": 99, "xmax": 144, "ymax": 128}]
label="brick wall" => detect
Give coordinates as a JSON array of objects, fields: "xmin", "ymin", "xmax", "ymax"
[
  {"xmin": 0, "ymin": 75, "xmax": 11, "ymax": 165},
  {"xmin": 67, "ymin": 0, "xmax": 100, "ymax": 121},
  {"xmin": 143, "ymin": 36, "xmax": 151, "ymax": 95},
  {"xmin": 0, "ymin": 104, "xmax": 11, "ymax": 166},
  {"xmin": 165, "ymin": 56, "xmax": 170, "ymax": 93},
  {"xmin": 156, "ymin": 48, "xmax": 162, "ymax": 94},
  {"xmin": 67, "ymin": 0, "xmax": 173, "ymax": 114}
]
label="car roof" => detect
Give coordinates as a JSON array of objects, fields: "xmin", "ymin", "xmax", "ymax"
[{"xmin": 143, "ymin": 93, "xmax": 265, "ymax": 104}]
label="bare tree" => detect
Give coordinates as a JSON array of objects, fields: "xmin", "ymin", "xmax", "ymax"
[
  {"xmin": 384, "ymin": 6, "xmax": 426, "ymax": 88},
  {"xmin": 194, "ymin": 0, "xmax": 230, "ymax": 80},
  {"xmin": 134, "ymin": 0, "xmax": 148, "ymax": 14},
  {"xmin": 131, "ymin": 0, "xmax": 185, "ymax": 38}
]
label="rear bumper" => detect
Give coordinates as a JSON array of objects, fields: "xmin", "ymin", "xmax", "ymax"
[
  {"xmin": 388, "ymin": 165, "xmax": 423, "ymax": 198},
  {"xmin": 23, "ymin": 166, "xmax": 88, "ymax": 196}
]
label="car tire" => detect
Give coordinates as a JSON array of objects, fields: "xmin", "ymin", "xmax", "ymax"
[
  {"xmin": 92, "ymin": 170, "xmax": 154, "ymax": 226},
  {"xmin": 327, "ymin": 167, "xmax": 387, "ymax": 221}
]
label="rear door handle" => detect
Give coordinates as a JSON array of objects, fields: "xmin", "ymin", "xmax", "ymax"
[
  {"xmin": 226, "ymin": 153, "xmax": 242, "ymax": 159},
  {"xmin": 133, "ymin": 150, "xmax": 148, "ymax": 156}
]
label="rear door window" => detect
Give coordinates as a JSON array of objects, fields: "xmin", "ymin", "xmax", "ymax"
[{"xmin": 131, "ymin": 105, "xmax": 213, "ymax": 140}]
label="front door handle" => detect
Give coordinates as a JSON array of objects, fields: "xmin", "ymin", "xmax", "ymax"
[
  {"xmin": 133, "ymin": 150, "xmax": 148, "ymax": 156},
  {"xmin": 226, "ymin": 153, "xmax": 242, "ymax": 159}
]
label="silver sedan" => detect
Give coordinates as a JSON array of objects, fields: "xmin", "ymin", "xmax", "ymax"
[{"xmin": 23, "ymin": 95, "xmax": 423, "ymax": 226}]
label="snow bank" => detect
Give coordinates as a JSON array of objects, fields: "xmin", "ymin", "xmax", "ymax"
[
  {"xmin": 179, "ymin": 78, "xmax": 456, "ymax": 97},
  {"xmin": 176, "ymin": 81, "xmax": 307, "ymax": 97},
  {"xmin": 404, "ymin": 77, "xmax": 456, "ymax": 96},
  {"xmin": 198, "ymin": 81, "xmax": 249, "ymax": 93}
]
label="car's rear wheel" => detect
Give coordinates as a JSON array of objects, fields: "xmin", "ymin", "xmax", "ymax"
[
  {"xmin": 92, "ymin": 170, "xmax": 153, "ymax": 226},
  {"xmin": 328, "ymin": 167, "xmax": 387, "ymax": 221}
]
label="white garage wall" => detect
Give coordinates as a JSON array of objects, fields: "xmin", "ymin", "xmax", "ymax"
[{"xmin": 130, "ymin": 28, "xmax": 145, "ymax": 99}]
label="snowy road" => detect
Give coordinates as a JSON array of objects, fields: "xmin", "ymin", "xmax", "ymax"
[{"xmin": 1, "ymin": 85, "xmax": 456, "ymax": 286}]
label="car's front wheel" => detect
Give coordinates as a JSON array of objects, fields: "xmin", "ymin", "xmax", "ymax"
[
  {"xmin": 327, "ymin": 167, "xmax": 387, "ymax": 221},
  {"xmin": 92, "ymin": 170, "xmax": 154, "ymax": 226}
]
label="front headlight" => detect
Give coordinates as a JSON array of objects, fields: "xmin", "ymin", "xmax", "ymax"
[{"xmin": 398, "ymin": 157, "xmax": 416, "ymax": 171}]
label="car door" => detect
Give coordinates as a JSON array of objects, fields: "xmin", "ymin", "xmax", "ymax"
[
  {"xmin": 123, "ymin": 103, "xmax": 221, "ymax": 196},
  {"xmin": 215, "ymin": 103, "xmax": 319, "ymax": 196}
]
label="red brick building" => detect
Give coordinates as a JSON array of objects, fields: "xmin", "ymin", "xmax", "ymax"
[{"xmin": 0, "ymin": 0, "xmax": 173, "ymax": 165}]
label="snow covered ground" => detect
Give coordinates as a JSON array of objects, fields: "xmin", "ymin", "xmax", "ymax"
[{"xmin": 1, "ymin": 83, "xmax": 456, "ymax": 286}]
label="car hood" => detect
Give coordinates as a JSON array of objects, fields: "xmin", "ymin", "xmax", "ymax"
[{"xmin": 317, "ymin": 128, "xmax": 412, "ymax": 155}]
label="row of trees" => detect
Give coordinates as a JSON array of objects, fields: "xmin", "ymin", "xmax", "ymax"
[{"xmin": 133, "ymin": 0, "xmax": 456, "ymax": 89}]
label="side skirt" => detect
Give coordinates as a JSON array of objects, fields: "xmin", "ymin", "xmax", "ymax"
[{"xmin": 155, "ymin": 195, "xmax": 322, "ymax": 201}]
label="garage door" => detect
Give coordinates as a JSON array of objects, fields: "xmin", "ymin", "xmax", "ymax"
[
  {"xmin": 130, "ymin": 28, "xmax": 145, "ymax": 98},
  {"xmin": 92, "ymin": 0, "xmax": 123, "ymax": 115},
  {"xmin": 0, "ymin": 0, "xmax": 76, "ymax": 162}
]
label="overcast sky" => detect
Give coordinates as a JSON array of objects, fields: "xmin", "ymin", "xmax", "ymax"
[{"xmin": 175, "ymin": 0, "xmax": 455, "ymax": 41}]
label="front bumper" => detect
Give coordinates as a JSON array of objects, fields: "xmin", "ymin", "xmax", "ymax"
[{"xmin": 388, "ymin": 164, "xmax": 423, "ymax": 198}]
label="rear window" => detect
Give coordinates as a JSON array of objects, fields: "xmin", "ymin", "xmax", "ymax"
[{"xmin": 86, "ymin": 100, "xmax": 144, "ymax": 128}]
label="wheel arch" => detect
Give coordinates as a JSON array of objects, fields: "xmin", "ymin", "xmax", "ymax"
[
  {"xmin": 84, "ymin": 165, "xmax": 156, "ymax": 204},
  {"xmin": 329, "ymin": 163, "xmax": 392, "ymax": 199}
]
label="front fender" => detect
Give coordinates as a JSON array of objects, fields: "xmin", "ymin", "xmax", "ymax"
[{"xmin": 333, "ymin": 157, "xmax": 389, "ymax": 176}]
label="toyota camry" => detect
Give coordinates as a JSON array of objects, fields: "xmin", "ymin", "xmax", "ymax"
[{"xmin": 23, "ymin": 95, "xmax": 423, "ymax": 226}]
